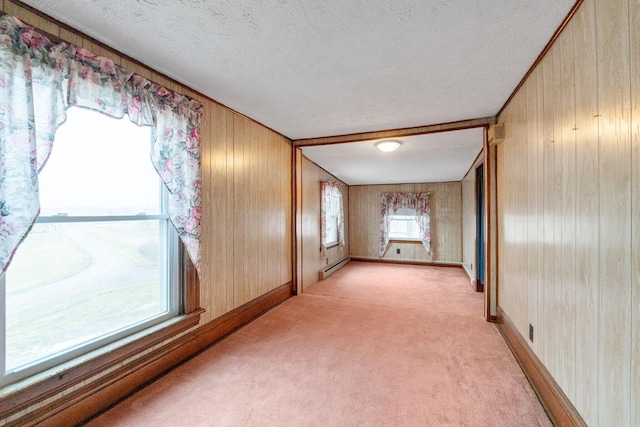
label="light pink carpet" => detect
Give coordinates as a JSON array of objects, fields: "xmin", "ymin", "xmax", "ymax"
[{"xmin": 85, "ymin": 262, "xmax": 551, "ymax": 426}]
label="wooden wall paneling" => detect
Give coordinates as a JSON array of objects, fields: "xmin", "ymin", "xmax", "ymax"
[
  {"xmin": 572, "ymin": 1, "xmax": 600, "ymax": 423},
  {"xmin": 258, "ymin": 126, "xmax": 269, "ymax": 296},
  {"xmin": 551, "ymin": 40, "xmax": 566, "ymax": 392},
  {"xmin": 558, "ymin": 23, "xmax": 577, "ymax": 401},
  {"xmin": 232, "ymin": 113, "xmax": 245, "ymax": 308},
  {"xmin": 4, "ymin": 1, "xmax": 58, "ymax": 36},
  {"xmin": 59, "ymin": 28, "xmax": 83, "ymax": 48},
  {"xmin": 596, "ymin": 0, "xmax": 632, "ymax": 425},
  {"xmin": 515, "ymin": 85, "xmax": 527, "ymax": 334},
  {"xmin": 218, "ymin": 103, "xmax": 233, "ymax": 318},
  {"xmin": 541, "ymin": 51, "xmax": 556, "ymax": 375},
  {"xmin": 525, "ymin": 72, "xmax": 539, "ymax": 354},
  {"xmin": 300, "ymin": 156, "xmax": 317, "ymax": 290},
  {"xmin": 224, "ymin": 109, "xmax": 236, "ymax": 312},
  {"xmin": 198, "ymin": 100, "xmax": 212, "ymax": 322},
  {"xmin": 246, "ymin": 119, "xmax": 259, "ymax": 301},
  {"xmin": 281, "ymin": 134, "xmax": 293, "ymax": 284},
  {"xmin": 631, "ymin": 1, "xmax": 640, "ymax": 425},
  {"xmin": 534, "ymin": 64, "xmax": 546, "ymax": 363}
]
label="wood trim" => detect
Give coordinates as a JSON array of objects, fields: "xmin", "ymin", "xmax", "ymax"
[
  {"xmin": 181, "ymin": 243, "xmax": 200, "ymax": 314},
  {"xmin": 4, "ymin": 282, "xmax": 293, "ymax": 427},
  {"xmin": 293, "ymin": 117, "xmax": 496, "ymax": 147},
  {"xmin": 496, "ymin": 306, "xmax": 587, "ymax": 427},
  {"xmin": 293, "ymin": 147, "xmax": 301, "ymax": 295},
  {"xmin": 350, "ymin": 257, "xmax": 463, "ymax": 269},
  {"xmin": 496, "ymin": 0, "xmax": 584, "ymax": 119},
  {"xmin": 1, "ymin": 311, "xmax": 202, "ymax": 419},
  {"xmin": 484, "ymin": 132, "xmax": 494, "ymax": 320}
]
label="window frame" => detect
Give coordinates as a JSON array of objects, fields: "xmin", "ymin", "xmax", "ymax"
[
  {"xmin": 0, "ymin": 113, "xmax": 201, "ymax": 393},
  {"xmin": 388, "ymin": 209, "xmax": 421, "ymax": 242}
]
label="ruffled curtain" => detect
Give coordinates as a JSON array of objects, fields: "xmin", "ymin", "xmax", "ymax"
[
  {"xmin": 379, "ymin": 192, "xmax": 431, "ymax": 257},
  {"xmin": 320, "ymin": 180, "xmax": 344, "ymax": 260},
  {"xmin": 0, "ymin": 15, "xmax": 202, "ymax": 275}
]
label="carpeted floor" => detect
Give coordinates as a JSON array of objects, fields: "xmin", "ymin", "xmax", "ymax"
[{"xmin": 86, "ymin": 262, "xmax": 551, "ymax": 426}]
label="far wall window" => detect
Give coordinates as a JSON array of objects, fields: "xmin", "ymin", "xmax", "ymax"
[{"xmin": 388, "ymin": 208, "xmax": 420, "ymax": 240}]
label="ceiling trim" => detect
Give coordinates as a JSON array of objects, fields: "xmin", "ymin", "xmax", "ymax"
[
  {"xmin": 293, "ymin": 116, "xmax": 495, "ymax": 147},
  {"xmin": 496, "ymin": 0, "xmax": 584, "ymax": 119}
]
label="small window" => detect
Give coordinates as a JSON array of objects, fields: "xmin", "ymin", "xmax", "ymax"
[
  {"xmin": 0, "ymin": 107, "xmax": 179, "ymax": 385},
  {"xmin": 389, "ymin": 208, "xmax": 420, "ymax": 240},
  {"xmin": 323, "ymin": 194, "xmax": 339, "ymax": 246}
]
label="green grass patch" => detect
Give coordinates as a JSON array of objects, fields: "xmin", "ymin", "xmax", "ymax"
[{"xmin": 7, "ymin": 224, "xmax": 92, "ymax": 297}]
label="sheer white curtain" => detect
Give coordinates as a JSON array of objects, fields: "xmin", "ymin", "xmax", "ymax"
[{"xmin": 320, "ymin": 181, "xmax": 345, "ymax": 260}]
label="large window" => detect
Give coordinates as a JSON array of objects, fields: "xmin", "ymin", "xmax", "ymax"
[{"xmin": 0, "ymin": 108, "xmax": 179, "ymax": 385}]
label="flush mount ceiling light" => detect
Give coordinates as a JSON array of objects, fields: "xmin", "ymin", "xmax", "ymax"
[{"xmin": 375, "ymin": 140, "xmax": 402, "ymax": 152}]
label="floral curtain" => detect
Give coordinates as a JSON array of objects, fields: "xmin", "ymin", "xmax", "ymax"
[
  {"xmin": 320, "ymin": 180, "xmax": 344, "ymax": 260},
  {"xmin": 379, "ymin": 192, "xmax": 431, "ymax": 257},
  {"xmin": 0, "ymin": 15, "xmax": 203, "ymax": 275}
]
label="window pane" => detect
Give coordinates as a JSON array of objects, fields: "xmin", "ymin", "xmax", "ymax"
[
  {"xmin": 389, "ymin": 215, "xmax": 420, "ymax": 239},
  {"xmin": 38, "ymin": 108, "xmax": 160, "ymax": 216},
  {"xmin": 5, "ymin": 220, "xmax": 167, "ymax": 371}
]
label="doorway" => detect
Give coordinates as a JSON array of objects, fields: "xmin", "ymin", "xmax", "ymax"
[{"xmin": 475, "ymin": 163, "xmax": 485, "ymax": 292}]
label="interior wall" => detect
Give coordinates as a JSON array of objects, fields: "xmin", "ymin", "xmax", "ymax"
[
  {"xmin": 1, "ymin": 0, "xmax": 293, "ymax": 417},
  {"xmin": 300, "ymin": 155, "xmax": 349, "ymax": 291},
  {"xmin": 461, "ymin": 154, "xmax": 483, "ymax": 285},
  {"xmin": 495, "ymin": 0, "xmax": 638, "ymax": 425},
  {"xmin": 349, "ymin": 182, "xmax": 462, "ymax": 263}
]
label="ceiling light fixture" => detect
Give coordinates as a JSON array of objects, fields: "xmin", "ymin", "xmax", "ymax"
[{"xmin": 375, "ymin": 140, "xmax": 402, "ymax": 152}]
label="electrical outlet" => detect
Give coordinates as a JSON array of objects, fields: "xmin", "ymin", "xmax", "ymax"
[
  {"xmin": 396, "ymin": 248, "xmax": 400, "ymax": 254},
  {"xmin": 471, "ymin": 263, "xmax": 473, "ymax": 270},
  {"xmin": 326, "ymin": 258, "xmax": 329, "ymax": 265},
  {"xmin": 529, "ymin": 324, "xmax": 534, "ymax": 342}
]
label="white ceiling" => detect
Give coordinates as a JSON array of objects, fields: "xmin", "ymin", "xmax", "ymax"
[
  {"xmin": 302, "ymin": 128, "xmax": 484, "ymax": 185},
  {"xmin": 21, "ymin": 0, "xmax": 576, "ymax": 184}
]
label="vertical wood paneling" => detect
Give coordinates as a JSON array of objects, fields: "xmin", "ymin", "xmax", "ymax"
[
  {"xmin": 524, "ymin": 71, "xmax": 539, "ymax": 354},
  {"xmin": 224, "ymin": 110, "xmax": 236, "ymax": 312},
  {"xmin": 497, "ymin": 1, "xmax": 636, "ymax": 425},
  {"xmin": 540, "ymin": 51, "xmax": 556, "ymax": 376},
  {"xmin": 559, "ymin": 24, "xmax": 577, "ymax": 400},
  {"xmin": 596, "ymin": 0, "xmax": 632, "ymax": 424},
  {"xmin": 572, "ymin": 1, "xmax": 600, "ymax": 423},
  {"xmin": 631, "ymin": 2, "xmax": 640, "ymax": 425},
  {"xmin": 534, "ymin": 64, "xmax": 546, "ymax": 363},
  {"xmin": 349, "ymin": 182, "xmax": 461, "ymax": 262}
]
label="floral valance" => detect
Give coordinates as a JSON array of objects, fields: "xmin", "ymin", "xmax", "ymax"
[
  {"xmin": 320, "ymin": 180, "xmax": 345, "ymax": 260},
  {"xmin": 379, "ymin": 192, "xmax": 431, "ymax": 257},
  {"xmin": 0, "ymin": 15, "xmax": 203, "ymax": 275}
]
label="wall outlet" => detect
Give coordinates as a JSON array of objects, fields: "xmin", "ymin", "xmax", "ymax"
[
  {"xmin": 529, "ymin": 324, "xmax": 534, "ymax": 342},
  {"xmin": 471, "ymin": 263, "xmax": 473, "ymax": 270},
  {"xmin": 396, "ymin": 248, "xmax": 400, "ymax": 254},
  {"xmin": 326, "ymin": 258, "xmax": 329, "ymax": 265}
]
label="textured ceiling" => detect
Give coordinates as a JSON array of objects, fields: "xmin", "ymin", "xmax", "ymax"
[
  {"xmin": 301, "ymin": 128, "xmax": 484, "ymax": 185},
  {"xmin": 23, "ymin": 0, "xmax": 576, "ymax": 141}
]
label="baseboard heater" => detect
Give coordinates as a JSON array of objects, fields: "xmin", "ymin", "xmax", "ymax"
[{"xmin": 319, "ymin": 256, "xmax": 351, "ymax": 280}]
